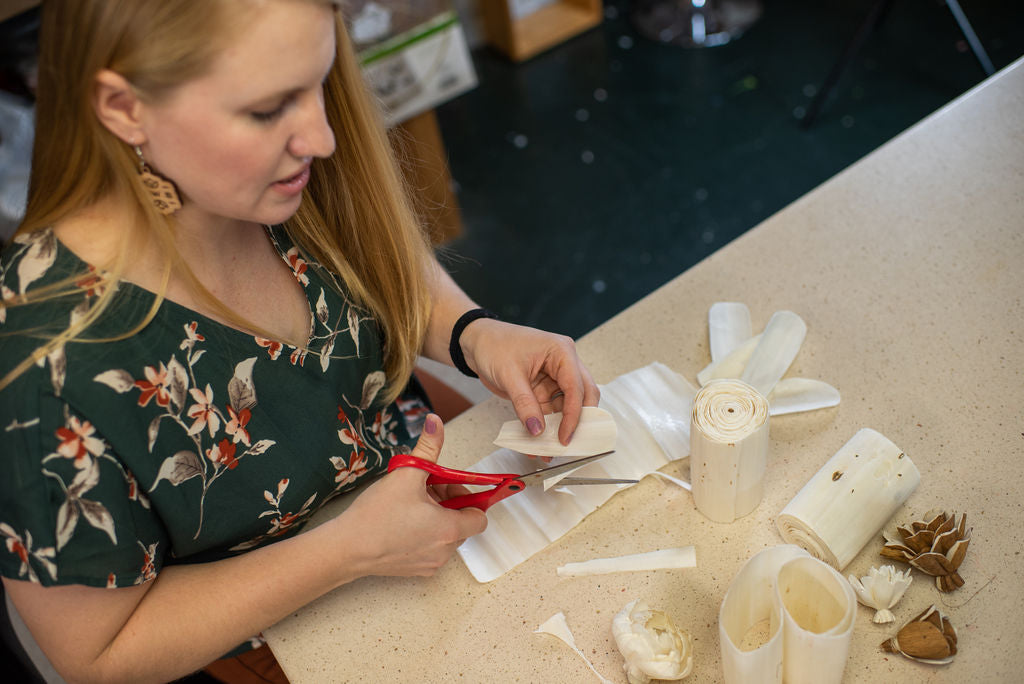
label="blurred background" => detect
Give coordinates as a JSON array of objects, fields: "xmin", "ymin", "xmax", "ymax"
[
  {"xmin": 435, "ymin": 0, "xmax": 1023, "ymax": 339},
  {"xmin": 2, "ymin": 0, "xmax": 1023, "ymax": 345}
]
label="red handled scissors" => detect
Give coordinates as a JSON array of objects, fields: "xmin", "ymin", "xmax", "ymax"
[{"xmin": 387, "ymin": 450, "xmax": 636, "ymax": 511}]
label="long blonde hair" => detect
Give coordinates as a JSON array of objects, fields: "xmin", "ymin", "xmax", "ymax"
[{"xmin": 3, "ymin": 0, "xmax": 433, "ymax": 403}]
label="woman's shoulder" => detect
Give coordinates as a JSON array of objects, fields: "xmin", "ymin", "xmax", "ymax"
[
  {"xmin": 1, "ymin": 229, "xmax": 74, "ymax": 337},
  {"xmin": 2, "ymin": 227, "xmax": 62, "ymax": 288},
  {"xmin": 1, "ymin": 227, "xmax": 91, "ymax": 309}
]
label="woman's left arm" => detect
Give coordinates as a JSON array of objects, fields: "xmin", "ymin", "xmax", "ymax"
[{"xmin": 420, "ymin": 259, "xmax": 600, "ymax": 445}]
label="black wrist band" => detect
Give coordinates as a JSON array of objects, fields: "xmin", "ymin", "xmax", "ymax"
[{"xmin": 449, "ymin": 308, "xmax": 499, "ymax": 378}]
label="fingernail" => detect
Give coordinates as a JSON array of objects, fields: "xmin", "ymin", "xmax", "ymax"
[
  {"xmin": 425, "ymin": 416, "xmax": 437, "ymax": 434},
  {"xmin": 527, "ymin": 417, "xmax": 542, "ymax": 436}
]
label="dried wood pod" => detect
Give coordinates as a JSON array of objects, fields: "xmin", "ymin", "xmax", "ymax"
[
  {"xmin": 880, "ymin": 605, "xmax": 957, "ymax": 664},
  {"xmin": 881, "ymin": 511, "xmax": 971, "ymax": 592}
]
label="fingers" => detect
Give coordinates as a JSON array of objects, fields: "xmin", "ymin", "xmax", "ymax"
[
  {"xmin": 508, "ymin": 379, "xmax": 547, "ymax": 438},
  {"xmin": 537, "ymin": 377, "xmax": 568, "ymax": 414},
  {"xmin": 425, "ymin": 484, "xmax": 488, "ymax": 541},
  {"xmin": 409, "ymin": 418, "xmax": 486, "ymax": 536},
  {"xmin": 552, "ymin": 358, "xmax": 587, "ymax": 445},
  {"xmin": 467, "ymin": 321, "xmax": 600, "ymax": 446},
  {"xmin": 410, "ymin": 414, "xmax": 444, "ymax": 464},
  {"xmin": 452, "ymin": 507, "xmax": 488, "ymax": 539}
]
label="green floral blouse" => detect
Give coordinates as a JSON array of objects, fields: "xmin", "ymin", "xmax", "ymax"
[{"xmin": 0, "ymin": 227, "xmax": 427, "ymax": 598}]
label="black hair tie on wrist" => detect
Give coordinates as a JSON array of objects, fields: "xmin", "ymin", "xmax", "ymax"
[{"xmin": 449, "ymin": 308, "xmax": 499, "ymax": 378}]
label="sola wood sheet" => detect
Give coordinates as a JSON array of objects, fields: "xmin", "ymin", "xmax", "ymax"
[{"xmin": 457, "ymin": 362, "xmax": 697, "ymax": 582}]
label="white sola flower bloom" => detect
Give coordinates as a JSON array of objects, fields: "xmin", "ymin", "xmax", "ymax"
[
  {"xmin": 848, "ymin": 564, "xmax": 913, "ymax": 623},
  {"xmin": 612, "ymin": 599, "xmax": 693, "ymax": 684}
]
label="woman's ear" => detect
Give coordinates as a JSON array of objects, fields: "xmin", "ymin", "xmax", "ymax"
[{"xmin": 93, "ymin": 69, "xmax": 146, "ymax": 144}]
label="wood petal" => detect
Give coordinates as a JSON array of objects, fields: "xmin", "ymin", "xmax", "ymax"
[
  {"xmin": 902, "ymin": 527, "xmax": 936, "ymax": 552},
  {"xmin": 893, "ymin": 620, "xmax": 953, "ymax": 660},
  {"xmin": 708, "ymin": 302, "xmax": 752, "ymax": 362},
  {"xmin": 946, "ymin": 536, "xmax": 971, "ymax": 570},
  {"xmin": 739, "ymin": 311, "xmax": 807, "ymax": 396},
  {"xmin": 880, "ymin": 545, "xmax": 915, "ymax": 562},
  {"xmin": 909, "ymin": 551, "xmax": 954, "ymax": 576}
]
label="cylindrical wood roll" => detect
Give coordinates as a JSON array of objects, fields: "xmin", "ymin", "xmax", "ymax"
[
  {"xmin": 776, "ymin": 428, "xmax": 921, "ymax": 570},
  {"xmin": 690, "ymin": 379, "xmax": 770, "ymax": 523}
]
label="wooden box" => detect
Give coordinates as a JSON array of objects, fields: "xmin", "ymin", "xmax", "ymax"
[{"xmin": 482, "ymin": 0, "xmax": 603, "ymax": 62}]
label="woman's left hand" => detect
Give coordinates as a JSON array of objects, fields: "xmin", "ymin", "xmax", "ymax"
[{"xmin": 458, "ymin": 319, "xmax": 600, "ymax": 445}]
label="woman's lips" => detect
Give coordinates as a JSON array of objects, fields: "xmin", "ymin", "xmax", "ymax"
[{"xmin": 272, "ymin": 165, "xmax": 311, "ymax": 196}]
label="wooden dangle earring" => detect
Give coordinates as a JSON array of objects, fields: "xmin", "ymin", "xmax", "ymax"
[{"xmin": 134, "ymin": 144, "xmax": 182, "ymax": 215}]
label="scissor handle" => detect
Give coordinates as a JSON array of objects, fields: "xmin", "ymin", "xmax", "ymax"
[
  {"xmin": 435, "ymin": 480, "xmax": 525, "ymax": 511},
  {"xmin": 387, "ymin": 454, "xmax": 514, "ymax": 485},
  {"xmin": 387, "ymin": 454, "xmax": 525, "ymax": 510}
]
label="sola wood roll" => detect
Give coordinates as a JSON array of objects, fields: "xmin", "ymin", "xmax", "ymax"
[
  {"xmin": 690, "ymin": 379, "xmax": 770, "ymax": 523},
  {"xmin": 776, "ymin": 428, "xmax": 921, "ymax": 571}
]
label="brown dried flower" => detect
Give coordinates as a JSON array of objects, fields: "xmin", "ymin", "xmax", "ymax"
[
  {"xmin": 880, "ymin": 605, "xmax": 957, "ymax": 664},
  {"xmin": 880, "ymin": 511, "xmax": 971, "ymax": 592}
]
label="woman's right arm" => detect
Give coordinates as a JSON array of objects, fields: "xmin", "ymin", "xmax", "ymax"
[{"xmin": 3, "ymin": 415, "xmax": 485, "ymax": 684}]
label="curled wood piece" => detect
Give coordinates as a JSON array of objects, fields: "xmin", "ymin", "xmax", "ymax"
[
  {"xmin": 493, "ymin": 406, "xmax": 618, "ymax": 457},
  {"xmin": 718, "ymin": 545, "xmax": 856, "ymax": 684}
]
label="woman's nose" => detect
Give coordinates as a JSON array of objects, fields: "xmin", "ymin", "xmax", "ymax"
[{"xmin": 289, "ymin": 87, "xmax": 336, "ymax": 159}]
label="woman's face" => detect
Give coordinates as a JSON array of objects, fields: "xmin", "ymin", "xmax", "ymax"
[{"xmin": 138, "ymin": 0, "xmax": 338, "ymax": 228}]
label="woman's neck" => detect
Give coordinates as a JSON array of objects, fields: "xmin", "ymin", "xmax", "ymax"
[
  {"xmin": 54, "ymin": 196, "xmax": 259, "ymax": 291},
  {"xmin": 54, "ymin": 197, "xmax": 311, "ymax": 344}
]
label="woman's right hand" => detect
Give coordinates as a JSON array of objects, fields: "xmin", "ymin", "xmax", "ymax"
[
  {"xmin": 333, "ymin": 414, "xmax": 487, "ymax": 578},
  {"xmin": 3, "ymin": 414, "xmax": 485, "ymax": 684}
]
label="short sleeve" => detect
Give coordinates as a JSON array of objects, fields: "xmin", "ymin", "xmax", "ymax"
[{"xmin": 0, "ymin": 368, "xmax": 170, "ymax": 589}]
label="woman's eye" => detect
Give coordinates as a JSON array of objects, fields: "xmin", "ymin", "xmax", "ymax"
[
  {"xmin": 250, "ymin": 93, "xmax": 296, "ymax": 123},
  {"xmin": 251, "ymin": 105, "xmax": 285, "ymax": 123}
]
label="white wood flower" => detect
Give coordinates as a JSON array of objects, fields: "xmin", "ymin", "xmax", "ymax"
[
  {"xmin": 847, "ymin": 564, "xmax": 913, "ymax": 623},
  {"xmin": 612, "ymin": 599, "xmax": 693, "ymax": 683}
]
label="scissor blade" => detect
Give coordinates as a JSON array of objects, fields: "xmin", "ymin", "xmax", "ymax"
[
  {"xmin": 517, "ymin": 450, "xmax": 616, "ymax": 485},
  {"xmin": 554, "ymin": 477, "xmax": 638, "ymax": 486}
]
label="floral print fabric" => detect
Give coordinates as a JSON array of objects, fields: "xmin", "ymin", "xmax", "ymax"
[{"xmin": 0, "ymin": 226, "xmax": 427, "ymax": 592}]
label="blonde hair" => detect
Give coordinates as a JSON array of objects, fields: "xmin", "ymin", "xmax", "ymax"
[{"xmin": 3, "ymin": 0, "xmax": 433, "ymax": 404}]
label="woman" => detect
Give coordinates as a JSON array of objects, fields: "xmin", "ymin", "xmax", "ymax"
[{"xmin": 0, "ymin": 1, "xmax": 599, "ymax": 682}]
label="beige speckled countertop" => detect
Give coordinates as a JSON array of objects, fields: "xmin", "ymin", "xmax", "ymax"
[{"xmin": 265, "ymin": 58, "xmax": 1024, "ymax": 683}]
